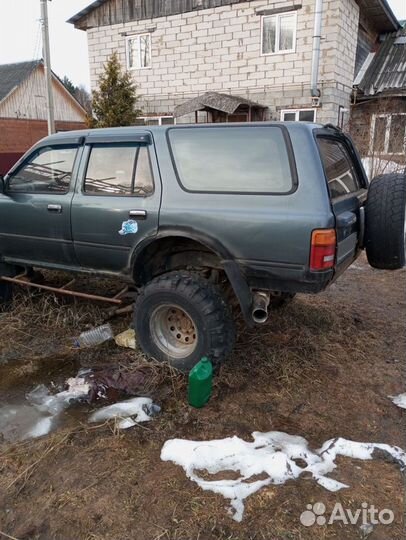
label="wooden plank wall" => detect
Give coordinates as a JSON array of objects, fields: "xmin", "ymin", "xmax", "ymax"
[{"xmin": 76, "ymin": 0, "xmax": 249, "ymax": 28}]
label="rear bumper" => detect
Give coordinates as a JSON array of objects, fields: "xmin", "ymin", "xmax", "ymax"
[{"xmin": 240, "ymin": 260, "xmax": 334, "ymax": 294}]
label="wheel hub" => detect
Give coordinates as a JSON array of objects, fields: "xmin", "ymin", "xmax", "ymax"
[
  {"xmin": 167, "ymin": 307, "xmax": 197, "ymax": 345},
  {"xmin": 150, "ymin": 304, "xmax": 198, "ymax": 359}
]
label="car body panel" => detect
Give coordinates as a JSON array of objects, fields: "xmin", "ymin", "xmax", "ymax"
[{"xmin": 0, "ymin": 123, "xmax": 368, "ymax": 301}]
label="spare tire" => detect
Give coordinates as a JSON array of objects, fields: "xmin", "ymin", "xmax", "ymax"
[{"xmin": 365, "ymin": 172, "xmax": 406, "ymax": 269}]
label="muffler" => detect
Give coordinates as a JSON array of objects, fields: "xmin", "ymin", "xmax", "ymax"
[{"xmin": 251, "ymin": 291, "xmax": 270, "ymax": 324}]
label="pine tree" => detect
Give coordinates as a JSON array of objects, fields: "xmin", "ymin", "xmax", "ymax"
[
  {"xmin": 90, "ymin": 52, "xmax": 141, "ymax": 128},
  {"xmin": 62, "ymin": 76, "xmax": 76, "ymax": 96}
]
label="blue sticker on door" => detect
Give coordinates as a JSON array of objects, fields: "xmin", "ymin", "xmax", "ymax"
[{"xmin": 119, "ymin": 220, "xmax": 138, "ymax": 236}]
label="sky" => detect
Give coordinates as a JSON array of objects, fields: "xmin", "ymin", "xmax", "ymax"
[{"xmin": 0, "ymin": 0, "xmax": 405, "ymax": 91}]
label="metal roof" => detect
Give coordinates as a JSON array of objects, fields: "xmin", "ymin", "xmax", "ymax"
[
  {"xmin": 0, "ymin": 60, "xmax": 40, "ymax": 103},
  {"xmin": 358, "ymin": 27, "xmax": 406, "ymax": 96},
  {"xmin": 174, "ymin": 92, "xmax": 267, "ymax": 118},
  {"xmin": 68, "ymin": 0, "xmax": 399, "ymax": 31}
]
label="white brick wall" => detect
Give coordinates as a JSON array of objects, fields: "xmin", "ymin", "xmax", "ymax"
[{"xmin": 86, "ymin": 0, "xmax": 361, "ymax": 124}]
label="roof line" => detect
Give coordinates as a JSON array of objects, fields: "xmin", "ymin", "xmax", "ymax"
[
  {"xmin": 378, "ymin": 0, "xmax": 401, "ymax": 31},
  {"xmin": 0, "ymin": 59, "xmax": 40, "ymax": 107},
  {"xmin": 0, "ymin": 59, "xmax": 87, "ymax": 117},
  {"xmin": 67, "ymin": 0, "xmax": 107, "ymax": 25}
]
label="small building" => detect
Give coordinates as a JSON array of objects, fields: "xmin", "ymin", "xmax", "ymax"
[
  {"xmin": 351, "ymin": 25, "xmax": 406, "ymax": 178},
  {"xmin": 0, "ymin": 60, "xmax": 87, "ymax": 174},
  {"xmin": 69, "ymin": 0, "xmax": 399, "ymax": 127}
]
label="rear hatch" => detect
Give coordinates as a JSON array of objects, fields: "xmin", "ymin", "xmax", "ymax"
[{"xmin": 316, "ymin": 127, "xmax": 368, "ymax": 273}]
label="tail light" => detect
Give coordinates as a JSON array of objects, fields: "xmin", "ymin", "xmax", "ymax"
[{"xmin": 310, "ymin": 229, "xmax": 336, "ymax": 271}]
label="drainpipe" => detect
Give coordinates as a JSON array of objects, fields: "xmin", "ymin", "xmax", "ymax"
[{"xmin": 310, "ymin": 0, "xmax": 323, "ymax": 98}]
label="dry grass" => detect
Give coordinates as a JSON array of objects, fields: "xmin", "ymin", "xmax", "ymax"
[{"xmin": 0, "ymin": 256, "xmax": 405, "ymax": 540}]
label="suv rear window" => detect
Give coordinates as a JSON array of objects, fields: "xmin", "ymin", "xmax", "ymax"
[
  {"xmin": 318, "ymin": 138, "xmax": 361, "ymax": 198},
  {"xmin": 168, "ymin": 126, "xmax": 294, "ymax": 194}
]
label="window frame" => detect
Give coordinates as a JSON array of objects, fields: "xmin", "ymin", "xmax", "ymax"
[
  {"xmin": 280, "ymin": 109, "xmax": 317, "ymax": 122},
  {"xmin": 369, "ymin": 113, "xmax": 406, "ymax": 156},
  {"xmin": 82, "ymin": 143, "xmax": 155, "ymax": 198},
  {"xmin": 126, "ymin": 33, "xmax": 152, "ymax": 70},
  {"xmin": 316, "ymin": 135, "xmax": 363, "ymax": 200},
  {"xmin": 261, "ymin": 11, "xmax": 297, "ymax": 56},
  {"xmin": 138, "ymin": 116, "xmax": 175, "ymax": 126},
  {"xmin": 166, "ymin": 124, "xmax": 298, "ymax": 196},
  {"xmin": 7, "ymin": 144, "xmax": 79, "ymax": 195}
]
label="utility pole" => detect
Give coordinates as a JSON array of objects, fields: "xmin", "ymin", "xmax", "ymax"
[{"xmin": 40, "ymin": 0, "xmax": 55, "ymax": 134}]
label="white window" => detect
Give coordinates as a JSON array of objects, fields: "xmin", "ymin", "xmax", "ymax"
[
  {"xmin": 127, "ymin": 33, "xmax": 151, "ymax": 69},
  {"xmin": 137, "ymin": 116, "xmax": 175, "ymax": 126},
  {"xmin": 261, "ymin": 12, "xmax": 297, "ymax": 55},
  {"xmin": 370, "ymin": 114, "xmax": 406, "ymax": 155},
  {"xmin": 281, "ymin": 109, "xmax": 316, "ymax": 122}
]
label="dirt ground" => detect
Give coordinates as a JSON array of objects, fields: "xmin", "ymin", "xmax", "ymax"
[{"xmin": 0, "ymin": 254, "xmax": 405, "ymax": 540}]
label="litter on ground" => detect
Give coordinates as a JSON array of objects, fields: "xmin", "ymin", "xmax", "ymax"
[
  {"xmin": 389, "ymin": 392, "xmax": 406, "ymax": 409},
  {"xmin": 114, "ymin": 328, "xmax": 137, "ymax": 349},
  {"xmin": 88, "ymin": 396, "xmax": 160, "ymax": 427},
  {"xmin": 161, "ymin": 431, "xmax": 406, "ymax": 522}
]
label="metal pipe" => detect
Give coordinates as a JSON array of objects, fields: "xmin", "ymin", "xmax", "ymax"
[
  {"xmin": 40, "ymin": 0, "xmax": 56, "ymax": 134},
  {"xmin": 252, "ymin": 291, "xmax": 270, "ymax": 324},
  {"xmin": 0, "ymin": 275, "xmax": 123, "ymax": 304},
  {"xmin": 310, "ymin": 0, "xmax": 323, "ymax": 98}
]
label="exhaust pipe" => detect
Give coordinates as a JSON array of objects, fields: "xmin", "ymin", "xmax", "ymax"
[{"xmin": 252, "ymin": 291, "xmax": 270, "ymax": 324}]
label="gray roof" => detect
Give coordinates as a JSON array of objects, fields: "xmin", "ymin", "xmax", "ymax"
[
  {"xmin": 358, "ymin": 27, "xmax": 406, "ymax": 96},
  {"xmin": 174, "ymin": 92, "xmax": 267, "ymax": 118},
  {"xmin": 0, "ymin": 60, "xmax": 40, "ymax": 103},
  {"xmin": 68, "ymin": 0, "xmax": 399, "ymax": 31}
]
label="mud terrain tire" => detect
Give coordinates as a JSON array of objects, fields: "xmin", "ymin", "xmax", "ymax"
[
  {"xmin": 365, "ymin": 172, "xmax": 406, "ymax": 270},
  {"xmin": 134, "ymin": 271, "xmax": 235, "ymax": 371}
]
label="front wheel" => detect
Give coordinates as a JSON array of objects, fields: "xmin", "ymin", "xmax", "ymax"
[{"xmin": 134, "ymin": 271, "xmax": 236, "ymax": 371}]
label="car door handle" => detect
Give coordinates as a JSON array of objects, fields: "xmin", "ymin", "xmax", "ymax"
[
  {"xmin": 47, "ymin": 204, "xmax": 62, "ymax": 213},
  {"xmin": 129, "ymin": 210, "xmax": 147, "ymax": 220}
]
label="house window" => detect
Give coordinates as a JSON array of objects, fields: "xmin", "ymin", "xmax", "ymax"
[
  {"xmin": 370, "ymin": 114, "xmax": 406, "ymax": 155},
  {"xmin": 127, "ymin": 33, "xmax": 151, "ymax": 69},
  {"xmin": 138, "ymin": 116, "xmax": 175, "ymax": 126},
  {"xmin": 281, "ymin": 109, "xmax": 316, "ymax": 122},
  {"xmin": 262, "ymin": 12, "xmax": 297, "ymax": 55}
]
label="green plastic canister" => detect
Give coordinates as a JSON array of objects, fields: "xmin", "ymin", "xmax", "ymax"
[{"xmin": 188, "ymin": 357, "xmax": 213, "ymax": 408}]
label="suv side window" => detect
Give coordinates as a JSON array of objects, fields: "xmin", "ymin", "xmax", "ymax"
[
  {"xmin": 8, "ymin": 146, "xmax": 78, "ymax": 194},
  {"xmin": 168, "ymin": 126, "xmax": 294, "ymax": 194},
  {"xmin": 318, "ymin": 138, "xmax": 361, "ymax": 199},
  {"xmin": 84, "ymin": 143, "xmax": 154, "ymax": 196}
]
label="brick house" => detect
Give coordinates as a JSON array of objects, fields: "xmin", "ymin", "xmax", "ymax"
[
  {"xmin": 0, "ymin": 60, "xmax": 87, "ymax": 174},
  {"xmin": 69, "ymin": 0, "xmax": 399, "ymax": 126},
  {"xmin": 351, "ymin": 24, "xmax": 406, "ymax": 178}
]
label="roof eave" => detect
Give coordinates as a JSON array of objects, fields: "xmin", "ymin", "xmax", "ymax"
[{"xmin": 377, "ymin": 0, "xmax": 400, "ymax": 32}]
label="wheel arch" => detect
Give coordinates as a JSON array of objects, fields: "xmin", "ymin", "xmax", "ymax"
[{"xmin": 130, "ymin": 228, "xmax": 253, "ymax": 325}]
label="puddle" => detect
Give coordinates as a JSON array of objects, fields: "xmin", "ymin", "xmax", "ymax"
[
  {"xmin": 0, "ymin": 353, "xmax": 90, "ymax": 443},
  {"xmin": 0, "ymin": 352, "xmax": 161, "ymax": 442}
]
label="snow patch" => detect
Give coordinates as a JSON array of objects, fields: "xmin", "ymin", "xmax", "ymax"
[
  {"xmin": 161, "ymin": 431, "xmax": 406, "ymax": 522},
  {"xmin": 389, "ymin": 393, "xmax": 406, "ymax": 409}
]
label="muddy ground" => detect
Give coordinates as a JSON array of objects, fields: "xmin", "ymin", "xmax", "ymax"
[{"xmin": 0, "ymin": 254, "xmax": 405, "ymax": 540}]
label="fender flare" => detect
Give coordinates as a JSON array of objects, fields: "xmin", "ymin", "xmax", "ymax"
[{"xmin": 130, "ymin": 227, "xmax": 254, "ymax": 326}]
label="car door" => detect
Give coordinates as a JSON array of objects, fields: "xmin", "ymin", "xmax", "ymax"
[
  {"xmin": 0, "ymin": 141, "xmax": 82, "ymax": 266},
  {"xmin": 317, "ymin": 135, "xmax": 367, "ymax": 269},
  {"xmin": 71, "ymin": 131, "xmax": 161, "ymax": 274}
]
